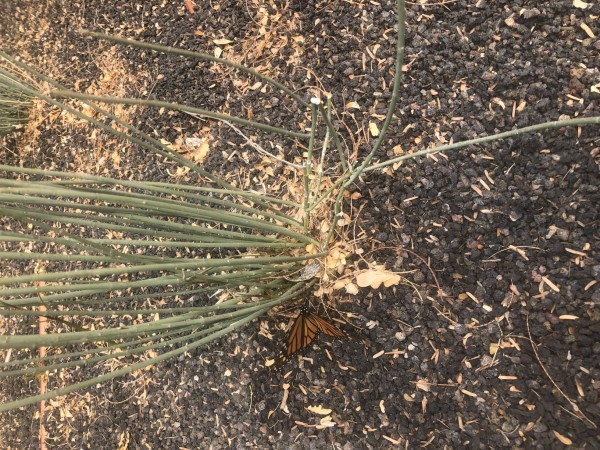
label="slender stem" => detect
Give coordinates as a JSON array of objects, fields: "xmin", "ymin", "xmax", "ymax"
[
  {"xmin": 0, "ymin": 307, "xmax": 266, "ymax": 411},
  {"xmin": 0, "ymin": 253, "xmax": 326, "ymax": 287},
  {"xmin": 0, "ymin": 163, "xmax": 304, "ymax": 209},
  {"xmin": 318, "ymin": 101, "xmax": 348, "ymax": 171},
  {"xmin": 51, "ymin": 90, "xmax": 310, "ymax": 140},
  {"xmin": 313, "ymin": 98, "xmax": 333, "ymax": 203},
  {"xmin": 343, "ymin": 0, "xmax": 406, "ymax": 188},
  {"xmin": 303, "ymin": 100, "xmax": 319, "ymax": 230},
  {"xmin": 364, "ymin": 116, "xmax": 600, "ymax": 172}
]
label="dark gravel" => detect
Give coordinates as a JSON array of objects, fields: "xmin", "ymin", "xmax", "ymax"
[{"xmin": 1, "ymin": 0, "xmax": 599, "ymax": 448}]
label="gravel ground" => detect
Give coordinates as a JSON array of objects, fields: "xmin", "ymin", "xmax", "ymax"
[{"xmin": 1, "ymin": 0, "xmax": 599, "ymax": 448}]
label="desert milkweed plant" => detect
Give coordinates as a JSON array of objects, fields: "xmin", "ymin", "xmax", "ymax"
[{"xmin": 0, "ymin": 0, "xmax": 598, "ymax": 412}]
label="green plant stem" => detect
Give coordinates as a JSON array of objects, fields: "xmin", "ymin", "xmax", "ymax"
[
  {"xmin": 0, "ymin": 185, "xmax": 310, "ymax": 243},
  {"xmin": 303, "ymin": 101, "xmax": 319, "ymax": 230},
  {"xmin": 364, "ymin": 116, "xmax": 600, "ymax": 172},
  {"xmin": 0, "ymin": 163, "xmax": 303, "ymax": 211},
  {"xmin": 313, "ymin": 97, "xmax": 333, "ymax": 203},
  {"xmin": 0, "ymin": 307, "xmax": 265, "ymax": 412},
  {"xmin": 50, "ymin": 90, "xmax": 309, "ymax": 140},
  {"xmin": 317, "ymin": 100, "xmax": 347, "ymax": 171},
  {"xmin": 343, "ymin": 0, "xmax": 406, "ymax": 187}
]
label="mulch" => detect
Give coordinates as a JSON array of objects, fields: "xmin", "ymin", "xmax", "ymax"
[{"xmin": 1, "ymin": 0, "xmax": 599, "ymax": 448}]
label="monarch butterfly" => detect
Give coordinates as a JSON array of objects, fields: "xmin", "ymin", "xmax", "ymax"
[{"xmin": 276, "ymin": 304, "xmax": 350, "ymax": 369}]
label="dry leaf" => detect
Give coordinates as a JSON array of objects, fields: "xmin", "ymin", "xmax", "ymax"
[
  {"xmin": 280, "ymin": 384, "xmax": 290, "ymax": 414},
  {"xmin": 416, "ymin": 379, "xmax": 431, "ymax": 392},
  {"xmin": 553, "ymin": 431, "xmax": 573, "ymax": 445},
  {"xmin": 214, "ymin": 38, "xmax": 234, "ymax": 45},
  {"xmin": 265, "ymin": 358, "xmax": 275, "ymax": 367},
  {"xmin": 573, "ymin": 0, "xmax": 591, "ymax": 8},
  {"xmin": 345, "ymin": 101, "xmax": 360, "ymax": 110},
  {"xmin": 580, "ymin": 23, "xmax": 595, "ymax": 38},
  {"xmin": 319, "ymin": 416, "xmax": 336, "ymax": 427},
  {"xmin": 558, "ymin": 315, "xmax": 579, "ymax": 320},
  {"xmin": 369, "ymin": 122, "xmax": 380, "ymax": 137},
  {"xmin": 345, "ymin": 283, "xmax": 359, "ymax": 295},
  {"xmin": 542, "ymin": 276, "xmax": 560, "ymax": 292},
  {"xmin": 189, "ymin": 139, "xmax": 210, "ymax": 163},
  {"xmin": 306, "ymin": 405, "xmax": 332, "ymax": 415},
  {"xmin": 461, "ymin": 389, "xmax": 477, "ymax": 398},
  {"xmin": 356, "ymin": 268, "xmax": 401, "ymax": 289},
  {"xmin": 184, "ymin": 0, "xmax": 197, "ymax": 14}
]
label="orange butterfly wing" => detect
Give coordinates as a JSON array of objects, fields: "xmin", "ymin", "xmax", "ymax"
[{"xmin": 276, "ymin": 307, "xmax": 349, "ymax": 370}]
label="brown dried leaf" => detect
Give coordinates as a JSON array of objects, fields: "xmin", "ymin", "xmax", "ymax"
[
  {"xmin": 573, "ymin": 0, "xmax": 591, "ymax": 8},
  {"xmin": 416, "ymin": 379, "xmax": 431, "ymax": 392},
  {"xmin": 356, "ymin": 269, "xmax": 401, "ymax": 289},
  {"xmin": 558, "ymin": 315, "xmax": 579, "ymax": 320},
  {"xmin": 306, "ymin": 405, "xmax": 332, "ymax": 415},
  {"xmin": 369, "ymin": 122, "xmax": 380, "ymax": 137},
  {"xmin": 553, "ymin": 431, "xmax": 573, "ymax": 445},
  {"xmin": 214, "ymin": 38, "xmax": 234, "ymax": 45}
]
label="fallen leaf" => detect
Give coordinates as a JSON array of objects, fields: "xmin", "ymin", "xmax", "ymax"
[
  {"xmin": 541, "ymin": 276, "xmax": 560, "ymax": 292},
  {"xmin": 573, "ymin": 0, "xmax": 591, "ymax": 9},
  {"xmin": 553, "ymin": 431, "xmax": 573, "ymax": 445},
  {"xmin": 183, "ymin": 0, "xmax": 196, "ymax": 14},
  {"xmin": 369, "ymin": 122, "xmax": 380, "ymax": 137},
  {"xmin": 345, "ymin": 283, "xmax": 359, "ymax": 295},
  {"xmin": 416, "ymin": 379, "xmax": 431, "ymax": 392},
  {"xmin": 306, "ymin": 405, "xmax": 332, "ymax": 415},
  {"xmin": 580, "ymin": 23, "xmax": 595, "ymax": 38},
  {"xmin": 319, "ymin": 416, "xmax": 336, "ymax": 427},
  {"xmin": 214, "ymin": 38, "xmax": 234, "ymax": 45},
  {"xmin": 356, "ymin": 268, "xmax": 401, "ymax": 289}
]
